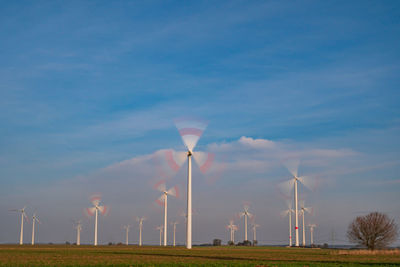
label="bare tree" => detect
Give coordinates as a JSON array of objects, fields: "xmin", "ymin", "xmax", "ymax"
[{"xmin": 347, "ymin": 212, "xmax": 398, "ymax": 250}]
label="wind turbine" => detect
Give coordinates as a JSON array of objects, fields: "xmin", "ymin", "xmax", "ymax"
[
  {"xmin": 154, "ymin": 180, "xmax": 179, "ymax": 246},
  {"xmin": 136, "ymin": 216, "xmax": 146, "ymax": 246},
  {"xmin": 123, "ymin": 225, "xmax": 131, "ymax": 245},
  {"xmin": 85, "ymin": 194, "xmax": 109, "ymax": 246},
  {"xmin": 252, "ymin": 223, "xmax": 259, "ymax": 245},
  {"xmin": 278, "ymin": 159, "xmax": 315, "ymax": 247},
  {"xmin": 31, "ymin": 213, "xmax": 41, "ymax": 245},
  {"xmin": 9, "ymin": 207, "xmax": 27, "ymax": 245},
  {"xmin": 171, "ymin": 220, "xmax": 179, "ymax": 247},
  {"xmin": 74, "ymin": 220, "xmax": 82, "ymax": 245},
  {"xmin": 156, "ymin": 225, "xmax": 163, "ymax": 246},
  {"xmin": 308, "ymin": 224, "xmax": 317, "ymax": 246},
  {"xmin": 280, "ymin": 200, "xmax": 294, "ymax": 246},
  {"xmin": 155, "ymin": 118, "xmax": 214, "ymax": 249},
  {"xmin": 239, "ymin": 204, "xmax": 253, "ymax": 241},
  {"xmin": 299, "ymin": 201, "xmax": 312, "ymax": 247}
]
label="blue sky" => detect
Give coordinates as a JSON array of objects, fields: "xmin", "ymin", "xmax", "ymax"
[{"xmin": 0, "ymin": 1, "xmax": 399, "ymax": 245}]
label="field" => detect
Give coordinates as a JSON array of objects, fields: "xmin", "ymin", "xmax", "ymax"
[{"xmin": 0, "ymin": 245, "xmax": 399, "ymax": 267}]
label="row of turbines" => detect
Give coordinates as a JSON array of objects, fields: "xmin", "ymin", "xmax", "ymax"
[
  {"xmin": 9, "ymin": 118, "xmax": 319, "ymax": 248},
  {"xmin": 9, "ymin": 207, "xmax": 41, "ymax": 245}
]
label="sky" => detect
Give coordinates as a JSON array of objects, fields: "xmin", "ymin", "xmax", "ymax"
[{"xmin": 0, "ymin": 0, "xmax": 399, "ymax": 246}]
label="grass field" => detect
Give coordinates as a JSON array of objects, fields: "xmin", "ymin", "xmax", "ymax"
[{"xmin": 0, "ymin": 245, "xmax": 399, "ymax": 267}]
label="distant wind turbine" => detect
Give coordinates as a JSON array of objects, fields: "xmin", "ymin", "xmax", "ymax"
[
  {"xmin": 226, "ymin": 220, "xmax": 238, "ymax": 244},
  {"xmin": 239, "ymin": 204, "xmax": 253, "ymax": 241},
  {"xmin": 123, "ymin": 225, "xmax": 131, "ymax": 245},
  {"xmin": 299, "ymin": 202, "xmax": 312, "ymax": 246},
  {"xmin": 85, "ymin": 194, "xmax": 109, "ymax": 246},
  {"xmin": 31, "ymin": 213, "xmax": 41, "ymax": 245},
  {"xmin": 308, "ymin": 224, "xmax": 317, "ymax": 245},
  {"xmin": 171, "ymin": 220, "xmax": 179, "ymax": 247},
  {"xmin": 154, "ymin": 180, "xmax": 179, "ymax": 246},
  {"xmin": 156, "ymin": 225, "xmax": 163, "ymax": 246},
  {"xmin": 280, "ymin": 200, "xmax": 294, "ymax": 246},
  {"xmin": 74, "ymin": 220, "xmax": 82, "ymax": 246},
  {"xmin": 252, "ymin": 223, "xmax": 259, "ymax": 244},
  {"xmin": 9, "ymin": 207, "xmax": 27, "ymax": 245},
  {"xmin": 136, "ymin": 216, "xmax": 146, "ymax": 246},
  {"xmin": 278, "ymin": 159, "xmax": 315, "ymax": 247}
]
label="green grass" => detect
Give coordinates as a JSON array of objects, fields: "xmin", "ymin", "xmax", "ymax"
[{"xmin": 0, "ymin": 245, "xmax": 399, "ymax": 266}]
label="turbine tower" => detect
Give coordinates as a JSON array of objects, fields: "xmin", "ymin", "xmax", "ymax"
[
  {"xmin": 9, "ymin": 207, "xmax": 27, "ymax": 245},
  {"xmin": 154, "ymin": 180, "xmax": 179, "ymax": 246},
  {"xmin": 85, "ymin": 194, "xmax": 108, "ymax": 246},
  {"xmin": 239, "ymin": 204, "xmax": 253, "ymax": 241},
  {"xmin": 299, "ymin": 202, "xmax": 312, "ymax": 246},
  {"xmin": 74, "ymin": 220, "xmax": 82, "ymax": 246},
  {"xmin": 136, "ymin": 216, "xmax": 146, "ymax": 246},
  {"xmin": 123, "ymin": 225, "xmax": 131, "ymax": 245},
  {"xmin": 308, "ymin": 224, "xmax": 316, "ymax": 245},
  {"xmin": 31, "ymin": 213, "xmax": 41, "ymax": 245},
  {"xmin": 156, "ymin": 226, "xmax": 163, "ymax": 246},
  {"xmin": 279, "ymin": 159, "xmax": 315, "ymax": 247},
  {"xmin": 252, "ymin": 223, "xmax": 259, "ymax": 245},
  {"xmin": 171, "ymin": 221, "xmax": 179, "ymax": 247},
  {"xmin": 280, "ymin": 201, "xmax": 294, "ymax": 246}
]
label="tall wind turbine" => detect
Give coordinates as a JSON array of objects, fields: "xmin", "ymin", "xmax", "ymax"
[
  {"xmin": 85, "ymin": 194, "xmax": 108, "ymax": 246},
  {"xmin": 171, "ymin": 220, "xmax": 179, "ymax": 247},
  {"xmin": 31, "ymin": 213, "xmax": 41, "ymax": 245},
  {"xmin": 74, "ymin": 220, "xmax": 82, "ymax": 246},
  {"xmin": 299, "ymin": 202, "xmax": 312, "ymax": 247},
  {"xmin": 239, "ymin": 204, "xmax": 253, "ymax": 241},
  {"xmin": 278, "ymin": 159, "xmax": 315, "ymax": 247},
  {"xmin": 9, "ymin": 207, "xmax": 27, "ymax": 245},
  {"xmin": 308, "ymin": 224, "xmax": 317, "ymax": 245},
  {"xmin": 156, "ymin": 225, "xmax": 163, "ymax": 246},
  {"xmin": 280, "ymin": 200, "xmax": 294, "ymax": 246},
  {"xmin": 136, "ymin": 216, "xmax": 146, "ymax": 246},
  {"xmin": 252, "ymin": 223, "xmax": 259, "ymax": 245},
  {"xmin": 155, "ymin": 118, "xmax": 214, "ymax": 249},
  {"xmin": 154, "ymin": 180, "xmax": 179, "ymax": 246},
  {"xmin": 123, "ymin": 225, "xmax": 131, "ymax": 245}
]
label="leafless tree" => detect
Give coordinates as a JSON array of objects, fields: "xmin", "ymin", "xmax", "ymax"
[{"xmin": 347, "ymin": 212, "xmax": 398, "ymax": 250}]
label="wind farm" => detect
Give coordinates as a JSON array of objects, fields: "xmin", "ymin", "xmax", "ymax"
[{"xmin": 1, "ymin": 0, "xmax": 400, "ymax": 266}]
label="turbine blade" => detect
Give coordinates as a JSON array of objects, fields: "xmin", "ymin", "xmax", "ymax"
[
  {"xmin": 193, "ymin": 151, "xmax": 215, "ymax": 173},
  {"xmin": 277, "ymin": 179, "xmax": 295, "ymax": 198},
  {"xmin": 98, "ymin": 205, "xmax": 109, "ymax": 216},
  {"xmin": 85, "ymin": 207, "xmax": 96, "ymax": 217},
  {"xmin": 298, "ymin": 176, "xmax": 316, "ymax": 191},
  {"xmin": 167, "ymin": 185, "xmax": 179, "ymax": 198},
  {"xmin": 282, "ymin": 158, "xmax": 300, "ymax": 177},
  {"xmin": 174, "ymin": 117, "xmax": 208, "ymax": 151},
  {"xmin": 90, "ymin": 194, "xmax": 102, "ymax": 206},
  {"xmin": 156, "ymin": 195, "xmax": 165, "ymax": 206},
  {"xmin": 154, "ymin": 180, "xmax": 167, "ymax": 192}
]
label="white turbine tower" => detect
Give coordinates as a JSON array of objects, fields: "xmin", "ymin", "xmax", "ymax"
[
  {"xmin": 171, "ymin": 221, "xmax": 179, "ymax": 247},
  {"xmin": 239, "ymin": 204, "xmax": 253, "ymax": 242},
  {"xmin": 156, "ymin": 225, "xmax": 163, "ymax": 246},
  {"xmin": 123, "ymin": 225, "xmax": 131, "ymax": 245},
  {"xmin": 74, "ymin": 220, "xmax": 82, "ymax": 246},
  {"xmin": 85, "ymin": 194, "xmax": 109, "ymax": 246},
  {"xmin": 280, "ymin": 201, "xmax": 294, "ymax": 247},
  {"xmin": 308, "ymin": 224, "xmax": 317, "ymax": 246},
  {"xmin": 278, "ymin": 159, "xmax": 315, "ymax": 247},
  {"xmin": 252, "ymin": 223, "xmax": 259, "ymax": 245},
  {"xmin": 9, "ymin": 207, "xmax": 27, "ymax": 245},
  {"xmin": 154, "ymin": 118, "xmax": 215, "ymax": 249},
  {"xmin": 136, "ymin": 217, "xmax": 146, "ymax": 246},
  {"xmin": 154, "ymin": 180, "xmax": 179, "ymax": 246},
  {"xmin": 226, "ymin": 220, "xmax": 236, "ymax": 243},
  {"xmin": 299, "ymin": 202, "xmax": 312, "ymax": 247},
  {"xmin": 31, "ymin": 213, "xmax": 41, "ymax": 245}
]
